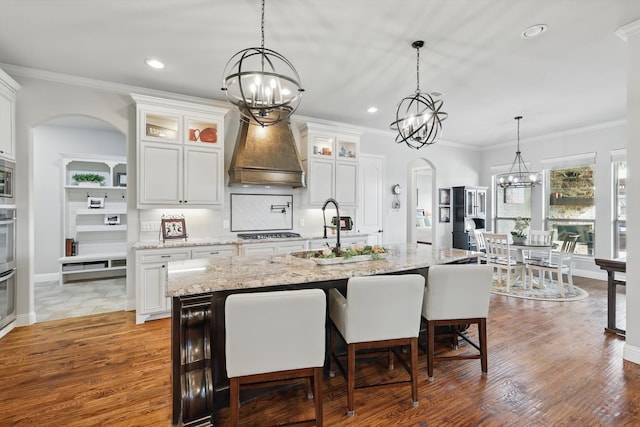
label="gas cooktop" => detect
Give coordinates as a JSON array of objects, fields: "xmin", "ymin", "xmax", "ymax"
[{"xmin": 237, "ymin": 232, "xmax": 302, "ymax": 240}]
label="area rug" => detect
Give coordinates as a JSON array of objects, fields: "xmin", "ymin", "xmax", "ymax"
[{"xmin": 491, "ymin": 278, "xmax": 589, "ymax": 302}]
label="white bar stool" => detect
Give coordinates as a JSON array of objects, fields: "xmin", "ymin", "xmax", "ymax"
[{"xmin": 225, "ymin": 289, "xmax": 326, "ymax": 426}]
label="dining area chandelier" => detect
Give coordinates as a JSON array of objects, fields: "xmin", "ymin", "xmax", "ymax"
[
  {"xmin": 221, "ymin": 0, "xmax": 304, "ymax": 127},
  {"xmin": 496, "ymin": 116, "xmax": 542, "ymax": 188},
  {"xmin": 390, "ymin": 41, "xmax": 448, "ymax": 149}
]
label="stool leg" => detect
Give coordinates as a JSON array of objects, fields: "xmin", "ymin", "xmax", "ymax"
[
  {"xmin": 347, "ymin": 343, "xmax": 356, "ymax": 417},
  {"xmin": 427, "ymin": 321, "xmax": 435, "ymax": 381},
  {"xmin": 229, "ymin": 377, "xmax": 240, "ymax": 427},
  {"xmin": 410, "ymin": 337, "xmax": 419, "ymax": 407},
  {"xmin": 479, "ymin": 319, "xmax": 488, "ymax": 375},
  {"xmin": 329, "ymin": 323, "xmax": 336, "ymax": 377},
  {"xmin": 313, "ymin": 367, "xmax": 324, "ymax": 426}
]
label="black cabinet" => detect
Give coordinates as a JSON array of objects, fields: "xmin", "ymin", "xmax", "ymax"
[{"xmin": 452, "ymin": 186, "xmax": 487, "ymax": 250}]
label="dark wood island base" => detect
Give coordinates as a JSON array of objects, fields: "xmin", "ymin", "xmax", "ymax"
[{"xmin": 166, "ymin": 246, "xmax": 477, "ymax": 426}]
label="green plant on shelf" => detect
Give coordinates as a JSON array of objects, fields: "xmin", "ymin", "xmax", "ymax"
[{"xmin": 72, "ymin": 173, "xmax": 105, "ymax": 184}]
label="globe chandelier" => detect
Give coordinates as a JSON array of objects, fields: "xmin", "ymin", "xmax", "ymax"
[
  {"xmin": 221, "ymin": 0, "xmax": 304, "ymax": 127},
  {"xmin": 496, "ymin": 116, "xmax": 542, "ymax": 188},
  {"xmin": 390, "ymin": 41, "xmax": 448, "ymax": 149}
]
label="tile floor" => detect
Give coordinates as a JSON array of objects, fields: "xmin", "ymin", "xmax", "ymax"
[{"xmin": 34, "ymin": 277, "xmax": 126, "ymax": 322}]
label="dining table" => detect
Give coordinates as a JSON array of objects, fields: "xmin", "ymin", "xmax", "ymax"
[{"xmin": 510, "ymin": 242, "xmax": 554, "ymax": 288}]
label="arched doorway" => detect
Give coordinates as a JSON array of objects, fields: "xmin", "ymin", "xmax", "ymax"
[
  {"xmin": 407, "ymin": 158, "xmax": 436, "ymax": 245},
  {"xmin": 33, "ymin": 115, "xmax": 127, "ymax": 322}
]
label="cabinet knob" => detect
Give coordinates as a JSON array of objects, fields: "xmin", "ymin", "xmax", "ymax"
[{"xmin": 161, "ymin": 255, "xmax": 171, "ymax": 258}]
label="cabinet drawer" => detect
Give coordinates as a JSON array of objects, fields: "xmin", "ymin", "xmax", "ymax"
[
  {"xmin": 138, "ymin": 250, "xmax": 190, "ymax": 263},
  {"xmin": 191, "ymin": 245, "xmax": 236, "ymax": 259}
]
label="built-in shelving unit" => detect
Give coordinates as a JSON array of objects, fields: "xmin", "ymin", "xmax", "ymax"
[{"xmin": 59, "ymin": 154, "xmax": 127, "ymax": 284}]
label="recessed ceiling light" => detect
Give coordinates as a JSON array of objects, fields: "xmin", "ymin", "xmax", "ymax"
[
  {"xmin": 145, "ymin": 58, "xmax": 165, "ymax": 69},
  {"xmin": 367, "ymin": 107, "xmax": 378, "ymax": 113},
  {"xmin": 521, "ymin": 24, "xmax": 548, "ymax": 39}
]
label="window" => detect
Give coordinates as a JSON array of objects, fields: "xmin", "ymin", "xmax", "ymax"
[
  {"xmin": 614, "ymin": 160, "xmax": 626, "ymax": 258},
  {"xmin": 547, "ymin": 163, "xmax": 595, "ymax": 256},
  {"xmin": 494, "ymin": 186, "xmax": 531, "ymax": 235}
]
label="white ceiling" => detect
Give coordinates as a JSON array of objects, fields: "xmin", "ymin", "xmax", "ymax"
[{"xmin": 1, "ymin": 0, "xmax": 638, "ymax": 148}]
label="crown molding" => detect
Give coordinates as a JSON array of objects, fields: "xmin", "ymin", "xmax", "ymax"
[
  {"xmin": 616, "ymin": 19, "xmax": 640, "ymax": 42},
  {"xmin": 0, "ymin": 62, "xmax": 230, "ymax": 110},
  {"xmin": 485, "ymin": 119, "xmax": 626, "ymax": 151}
]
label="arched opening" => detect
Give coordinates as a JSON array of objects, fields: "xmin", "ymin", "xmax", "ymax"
[
  {"xmin": 33, "ymin": 115, "xmax": 126, "ymax": 322},
  {"xmin": 407, "ymin": 158, "xmax": 436, "ymax": 245}
]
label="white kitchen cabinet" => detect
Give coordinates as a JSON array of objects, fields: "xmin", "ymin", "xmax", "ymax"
[
  {"xmin": 59, "ymin": 154, "xmax": 127, "ymax": 285},
  {"xmin": 132, "ymin": 94, "xmax": 228, "ymax": 208},
  {"xmin": 240, "ymin": 240, "xmax": 307, "ymax": 256},
  {"xmin": 191, "ymin": 245, "xmax": 236, "ymax": 259},
  {"xmin": 300, "ymin": 122, "xmax": 361, "ymax": 207},
  {"xmin": 0, "ymin": 68, "xmax": 20, "ymax": 161},
  {"xmin": 136, "ymin": 244, "xmax": 237, "ymax": 323},
  {"xmin": 136, "ymin": 248, "xmax": 191, "ymax": 323}
]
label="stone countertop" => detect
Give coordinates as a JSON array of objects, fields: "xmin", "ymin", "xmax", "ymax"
[
  {"xmin": 166, "ymin": 245, "xmax": 479, "ymax": 297},
  {"xmin": 134, "ymin": 233, "xmax": 370, "ymax": 250}
]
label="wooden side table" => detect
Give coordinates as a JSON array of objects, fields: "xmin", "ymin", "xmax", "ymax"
[{"xmin": 594, "ymin": 257, "xmax": 626, "ymax": 338}]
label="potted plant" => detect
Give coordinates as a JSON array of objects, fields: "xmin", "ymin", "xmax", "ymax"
[
  {"xmin": 511, "ymin": 217, "xmax": 530, "ymax": 244},
  {"xmin": 72, "ymin": 173, "xmax": 105, "ymax": 187}
]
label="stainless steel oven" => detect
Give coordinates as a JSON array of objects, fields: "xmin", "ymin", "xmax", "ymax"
[
  {"xmin": 0, "ymin": 207, "xmax": 16, "ymax": 273},
  {"xmin": 0, "ymin": 268, "xmax": 15, "ymax": 330},
  {"xmin": 0, "ymin": 159, "xmax": 14, "ymax": 205}
]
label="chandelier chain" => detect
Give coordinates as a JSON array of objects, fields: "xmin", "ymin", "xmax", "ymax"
[
  {"xmin": 260, "ymin": 0, "xmax": 265, "ymax": 69},
  {"xmin": 415, "ymin": 45, "xmax": 421, "ymax": 94}
]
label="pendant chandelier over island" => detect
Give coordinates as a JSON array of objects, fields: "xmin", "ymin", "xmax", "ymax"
[
  {"xmin": 222, "ymin": 0, "xmax": 304, "ymax": 127},
  {"xmin": 390, "ymin": 40, "xmax": 448, "ymax": 150}
]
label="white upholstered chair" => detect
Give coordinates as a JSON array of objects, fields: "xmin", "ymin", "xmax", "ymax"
[
  {"xmin": 225, "ymin": 289, "xmax": 326, "ymax": 427},
  {"xmin": 483, "ymin": 232, "xmax": 525, "ymax": 291},
  {"xmin": 473, "ymin": 229, "xmax": 487, "ymax": 263},
  {"xmin": 422, "ymin": 264, "xmax": 494, "ymax": 380},
  {"xmin": 328, "ymin": 274, "xmax": 425, "ymax": 417},
  {"xmin": 527, "ymin": 234, "xmax": 580, "ymax": 297}
]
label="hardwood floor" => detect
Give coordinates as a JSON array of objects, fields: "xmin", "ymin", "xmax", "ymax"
[{"xmin": 0, "ymin": 277, "xmax": 636, "ymax": 426}]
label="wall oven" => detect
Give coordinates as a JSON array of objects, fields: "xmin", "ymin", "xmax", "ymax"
[
  {"xmin": 0, "ymin": 206, "xmax": 16, "ymax": 331},
  {"xmin": 0, "ymin": 159, "xmax": 14, "ymax": 205}
]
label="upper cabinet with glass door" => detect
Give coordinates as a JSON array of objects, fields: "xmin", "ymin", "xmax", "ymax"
[{"xmin": 132, "ymin": 94, "xmax": 228, "ymax": 208}]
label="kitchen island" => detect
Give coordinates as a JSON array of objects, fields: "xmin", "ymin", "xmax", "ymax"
[{"xmin": 168, "ymin": 244, "xmax": 478, "ymax": 426}]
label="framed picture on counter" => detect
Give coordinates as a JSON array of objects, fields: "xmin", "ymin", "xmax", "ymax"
[{"xmin": 161, "ymin": 217, "xmax": 187, "ymax": 241}]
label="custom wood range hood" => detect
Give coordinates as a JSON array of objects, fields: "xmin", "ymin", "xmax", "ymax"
[{"xmin": 228, "ymin": 115, "xmax": 305, "ymax": 188}]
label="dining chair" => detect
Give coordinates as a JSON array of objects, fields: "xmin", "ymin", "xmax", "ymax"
[
  {"xmin": 328, "ymin": 274, "xmax": 425, "ymax": 417},
  {"xmin": 225, "ymin": 289, "xmax": 326, "ymax": 427},
  {"xmin": 473, "ymin": 228, "xmax": 487, "ymax": 263},
  {"xmin": 527, "ymin": 234, "xmax": 580, "ymax": 297},
  {"xmin": 526, "ymin": 229, "xmax": 554, "ymax": 285},
  {"xmin": 483, "ymin": 232, "xmax": 525, "ymax": 291},
  {"xmin": 422, "ymin": 264, "xmax": 493, "ymax": 380}
]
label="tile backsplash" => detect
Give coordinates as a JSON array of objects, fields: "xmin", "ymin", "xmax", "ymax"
[{"xmin": 230, "ymin": 193, "xmax": 293, "ymax": 232}]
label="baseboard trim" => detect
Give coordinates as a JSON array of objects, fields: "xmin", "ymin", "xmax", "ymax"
[
  {"xmin": 35, "ymin": 272, "xmax": 60, "ymax": 283},
  {"xmin": 624, "ymin": 343, "xmax": 640, "ymax": 365}
]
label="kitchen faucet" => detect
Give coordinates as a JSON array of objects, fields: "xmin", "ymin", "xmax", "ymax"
[{"xmin": 322, "ymin": 198, "xmax": 341, "ymax": 254}]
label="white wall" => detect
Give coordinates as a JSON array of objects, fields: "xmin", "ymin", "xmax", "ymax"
[
  {"xmin": 621, "ymin": 21, "xmax": 640, "ymax": 364},
  {"xmin": 33, "ymin": 123, "xmax": 125, "ymax": 276}
]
